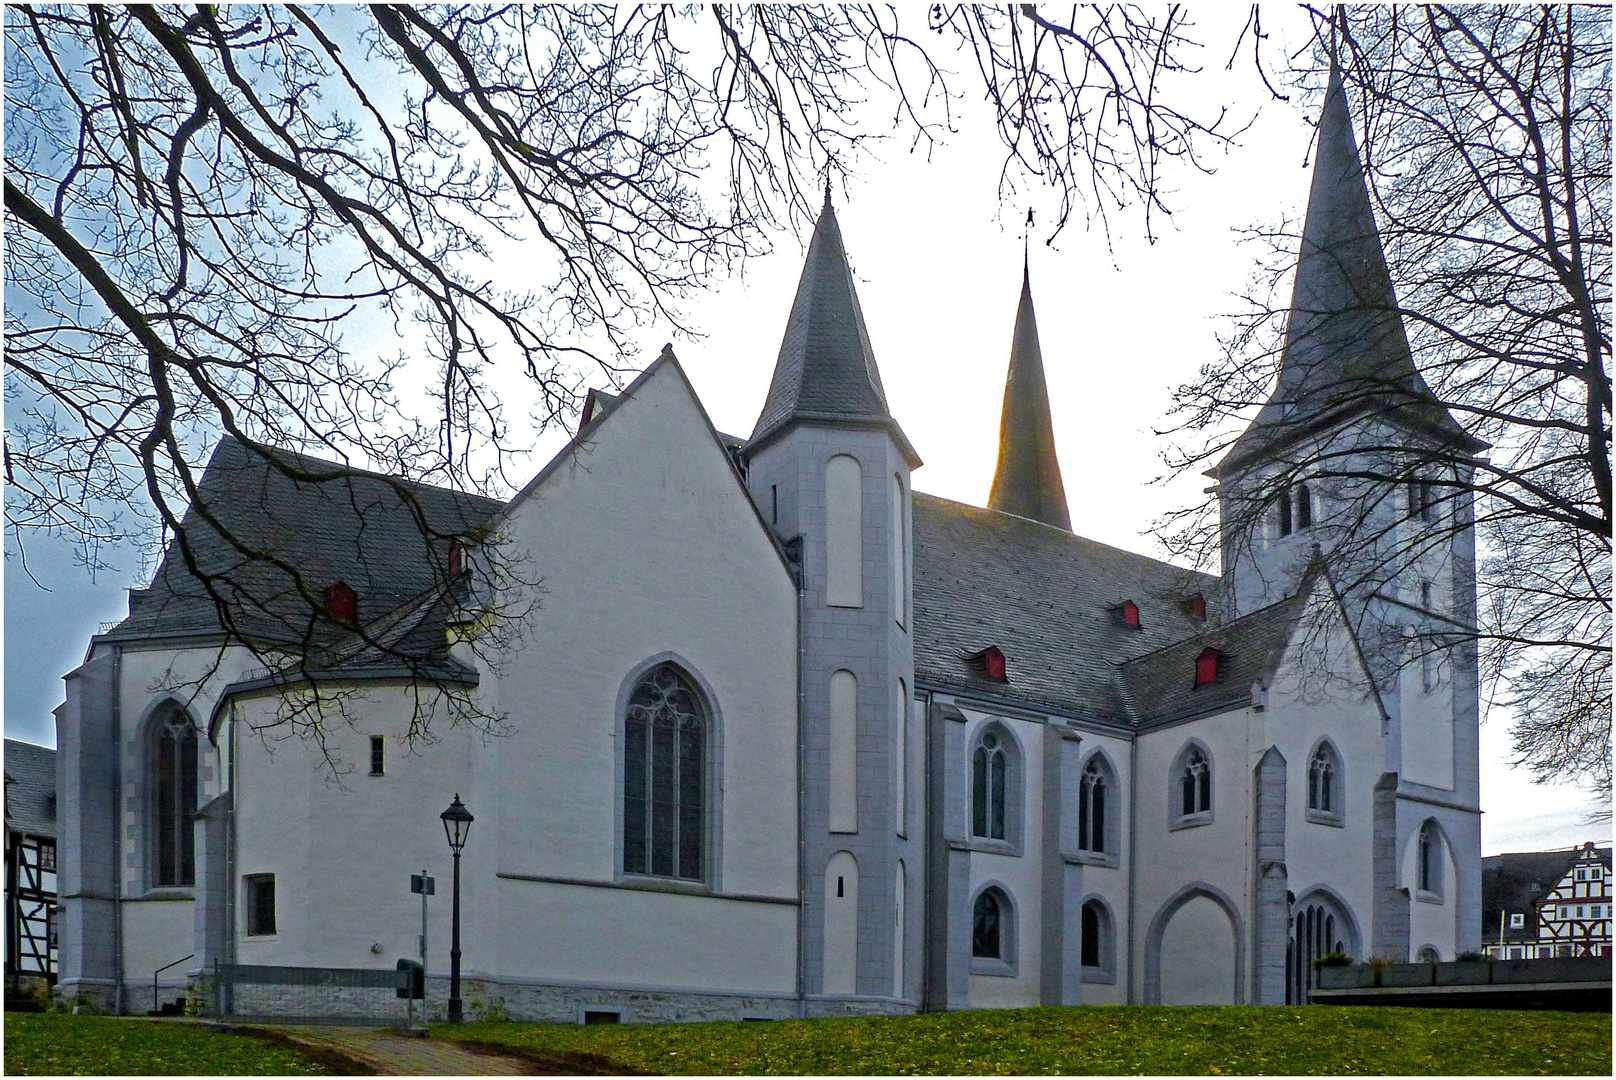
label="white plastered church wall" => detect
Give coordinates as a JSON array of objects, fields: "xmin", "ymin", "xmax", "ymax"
[
  {"xmin": 483, "ymin": 356, "xmax": 800, "ymax": 993},
  {"xmin": 1071, "ymin": 728, "xmax": 1131, "ymax": 1005},
  {"xmin": 1263, "ymin": 591, "xmax": 1384, "ymax": 959},
  {"xmin": 115, "ymin": 643, "xmax": 257, "ymax": 989},
  {"xmin": 959, "ymin": 708, "xmax": 1044, "ymax": 1009},
  {"xmin": 229, "ymin": 686, "xmax": 474, "ymax": 970},
  {"xmin": 1133, "ymin": 708, "xmax": 1252, "ymax": 1005}
]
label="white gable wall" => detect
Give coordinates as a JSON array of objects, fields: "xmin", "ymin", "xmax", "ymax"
[{"xmin": 484, "ymin": 357, "xmax": 799, "ymax": 991}]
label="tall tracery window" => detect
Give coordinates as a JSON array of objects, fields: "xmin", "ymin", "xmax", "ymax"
[
  {"xmin": 150, "ymin": 704, "xmax": 198, "ymax": 887},
  {"xmin": 972, "ymin": 731, "xmax": 1008, "ymax": 840},
  {"xmin": 1178, "ymin": 746, "xmax": 1211, "ymax": 820},
  {"xmin": 623, "ymin": 665, "xmax": 706, "ymax": 881},
  {"xmin": 1078, "ymin": 758, "xmax": 1108, "ymax": 853}
]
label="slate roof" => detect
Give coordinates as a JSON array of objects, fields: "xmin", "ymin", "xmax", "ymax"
[
  {"xmin": 912, "ymin": 492, "xmax": 1218, "ymax": 721},
  {"xmin": 3, "ymin": 739, "xmax": 57, "ymax": 839},
  {"xmin": 1116, "ymin": 581, "xmax": 1313, "ymax": 726},
  {"xmin": 1219, "ymin": 60, "xmax": 1478, "ymax": 476},
  {"xmin": 987, "ymin": 264, "xmax": 1071, "ymax": 531},
  {"xmin": 747, "ymin": 193, "xmax": 919, "ymax": 465},
  {"xmin": 1481, "ymin": 846, "xmax": 1613, "ymax": 944},
  {"xmin": 103, "ymin": 437, "xmax": 502, "ymax": 666}
]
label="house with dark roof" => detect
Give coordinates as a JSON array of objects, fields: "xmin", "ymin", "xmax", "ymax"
[
  {"xmin": 1481, "ymin": 843, "xmax": 1612, "ymax": 960},
  {"xmin": 5, "ymin": 739, "xmax": 58, "ymax": 983},
  {"xmin": 54, "ymin": 57, "xmax": 1481, "ymax": 1020}
]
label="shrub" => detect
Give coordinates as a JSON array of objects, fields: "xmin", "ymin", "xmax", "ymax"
[
  {"xmin": 1456, "ymin": 951, "xmax": 1488, "ymax": 962},
  {"xmin": 1312, "ymin": 951, "xmax": 1352, "ymax": 969}
]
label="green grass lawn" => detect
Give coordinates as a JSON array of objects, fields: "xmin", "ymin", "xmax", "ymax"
[
  {"xmin": 441, "ymin": 1005, "xmax": 1614, "ymax": 1075},
  {"xmin": 2, "ymin": 1013, "xmax": 331, "ymax": 1076}
]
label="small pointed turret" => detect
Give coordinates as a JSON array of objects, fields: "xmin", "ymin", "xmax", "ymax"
[
  {"xmin": 1219, "ymin": 56, "xmax": 1473, "ymax": 474},
  {"xmin": 747, "ymin": 191, "xmax": 919, "ymax": 465},
  {"xmin": 987, "ymin": 261, "xmax": 1071, "ymax": 530}
]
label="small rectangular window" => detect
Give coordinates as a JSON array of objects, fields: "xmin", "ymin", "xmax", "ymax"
[
  {"xmin": 246, "ymin": 875, "xmax": 276, "ymax": 936},
  {"xmin": 370, "ymin": 735, "xmax": 385, "ymax": 776}
]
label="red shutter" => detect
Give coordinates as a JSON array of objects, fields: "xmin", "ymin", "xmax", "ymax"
[
  {"xmin": 984, "ymin": 645, "xmax": 1006, "ymax": 682},
  {"xmin": 1195, "ymin": 648, "xmax": 1219, "ymax": 685},
  {"xmin": 1190, "ymin": 593, "xmax": 1206, "ymax": 620},
  {"xmin": 1122, "ymin": 600, "xmax": 1139, "ymax": 628}
]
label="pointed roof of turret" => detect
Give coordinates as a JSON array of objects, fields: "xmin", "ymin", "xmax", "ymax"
[
  {"xmin": 987, "ymin": 261, "xmax": 1071, "ymax": 530},
  {"xmin": 1218, "ymin": 57, "xmax": 1479, "ymax": 475},
  {"xmin": 746, "ymin": 190, "xmax": 919, "ymax": 465}
]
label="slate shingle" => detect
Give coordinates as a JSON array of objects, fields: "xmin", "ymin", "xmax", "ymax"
[
  {"xmin": 3, "ymin": 739, "xmax": 57, "ymax": 839},
  {"xmin": 104, "ymin": 437, "xmax": 501, "ymax": 663},
  {"xmin": 912, "ymin": 492, "xmax": 1218, "ymax": 720}
]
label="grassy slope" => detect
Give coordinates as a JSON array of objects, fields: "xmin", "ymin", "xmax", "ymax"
[
  {"xmin": 443, "ymin": 1005, "xmax": 1614, "ymax": 1076},
  {"xmin": 2, "ymin": 1013, "xmax": 330, "ymax": 1077}
]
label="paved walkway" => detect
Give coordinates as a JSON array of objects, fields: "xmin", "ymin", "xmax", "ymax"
[{"xmin": 266, "ymin": 1026, "xmax": 553, "ymax": 1076}]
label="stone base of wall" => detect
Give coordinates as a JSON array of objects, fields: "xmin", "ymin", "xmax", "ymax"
[
  {"xmin": 442, "ymin": 977, "xmax": 800, "ymax": 1024},
  {"xmin": 52, "ymin": 977, "xmax": 120, "ymax": 1014},
  {"xmin": 85, "ymin": 971, "xmax": 920, "ymax": 1025},
  {"xmin": 802, "ymin": 995, "xmax": 915, "ymax": 1019}
]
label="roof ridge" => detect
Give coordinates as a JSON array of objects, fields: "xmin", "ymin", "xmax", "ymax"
[
  {"xmin": 223, "ymin": 435, "xmax": 505, "ymax": 509},
  {"xmin": 913, "ymin": 490, "xmax": 1218, "ymax": 582}
]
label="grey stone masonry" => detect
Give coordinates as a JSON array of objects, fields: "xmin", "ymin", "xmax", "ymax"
[
  {"xmin": 1040, "ymin": 725, "xmax": 1083, "ymax": 1004},
  {"xmin": 1250, "ymin": 746, "xmax": 1288, "ymax": 1004},
  {"xmin": 924, "ymin": 700, "xmax": 971, "ymax": 1011},
  {"xmin": 744, "ymin": 422, "xmax": 916, "ymax": 1006},
  {"xmin": 55, "ymin": 650, "xmax": 121, "ymax": 1005},
  {"xmin": 1372, "ymin": 773, "xmax": 1411, "ymax": 960}
]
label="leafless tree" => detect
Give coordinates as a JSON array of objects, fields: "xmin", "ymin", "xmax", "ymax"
[
  {"xmin": 1159, "ymin": 6, "xmax": 1610, "ymax": 807},
  {"xmin": 5, "ymin": 5, "xmax": 1238, "ymax": 748}
]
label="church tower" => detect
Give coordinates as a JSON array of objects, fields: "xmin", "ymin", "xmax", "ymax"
[
  {"xmin": 743, "ymin": 191, "xmax": 923, "ymax": 1013},
  {"xmin": 988, "ymin": 261, "xmax": 1071, "ymax": 529},
  {"xmin": 1212, "ymin": 55, "xmax": 1486, "ymax": 957}
]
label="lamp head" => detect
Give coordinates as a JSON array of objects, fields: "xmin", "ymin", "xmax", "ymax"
[{"xmin": 440, "ymin": 793, "xmax": 474, "ymax": 852}]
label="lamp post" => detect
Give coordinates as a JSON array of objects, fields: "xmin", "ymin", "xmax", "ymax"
[{"xmin": 440, "ymin": 794, "xmax": 474, "ymax": 1023}]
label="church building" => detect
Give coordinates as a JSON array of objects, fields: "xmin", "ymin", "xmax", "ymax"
[{"xmin": 55, "ymin": 63, "xmax": 1482, "ymax": 1020}]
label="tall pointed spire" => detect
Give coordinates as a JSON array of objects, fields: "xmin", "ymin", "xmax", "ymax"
[
  {"xmin": 987, "ymin": 263, "xmax": 1071, "ymax": 530},
  {"xmin": 1219, "ymin": 47, "xmax": 1472, "ymax": 473},
  {"xmin": 747, "ymin": 191, "xmax": 919, "ymax": 465}
]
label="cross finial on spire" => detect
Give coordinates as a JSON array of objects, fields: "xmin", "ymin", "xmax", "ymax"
[
  {"xmin": 823, "ymin": 175, "xmax": 833, "ymax": 207},
  {"xmin": 1023, "ymin": 207, "xmax": 1033, "ymax": 276}
]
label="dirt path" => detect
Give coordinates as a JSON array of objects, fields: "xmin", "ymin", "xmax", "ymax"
[{"xmin": 257, "ymin": 1026, "xmax": 559, "ymax": 1076}]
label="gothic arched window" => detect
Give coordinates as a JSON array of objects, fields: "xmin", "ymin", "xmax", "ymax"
[
  {"xmin": 1417, "ymin": 820, "xmax": 1444, "ymax": 898},
  {"xmin": 1176, "ymin": 745, "xmax": 1211, "ymax": 822},
  {"xmin": 1079, "ymin": 898, "xmax": 1116, "ymax": 980},
  {"xmin": 1306, "ymin": 740, "xmax": 1346, "ymax": 828},
  {"xmin": 149, "ymin": 704, "xmax": 197, "ymax": 887},
  {"xmin": 972, "ymin": 887, "xmax": 1015, "ymax": 962},
  {"xmin": 972, "ymin": 731, "xmax": 1008, "ymax": 841},
  {"xmin": 623, "ymin": 665, "xmax": 707, "ymax": 881},
  {"xmin": 1078, "ymin": 758, "xmax": 1108, "ymax": 854}
]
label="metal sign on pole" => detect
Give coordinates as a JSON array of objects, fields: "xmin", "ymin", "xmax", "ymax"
[{"xmin": 411, "ymin": 872, "xmax": 433, "ymax": 1027}]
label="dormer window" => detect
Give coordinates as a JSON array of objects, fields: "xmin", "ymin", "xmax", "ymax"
[
  {"xmin": 1184, "ymin": 592, "xmax": 1207, "ymax": 621},
  {"xmin": 1110, "ymin": 601, "xmax": 1141, "ymax": 629},
  {"xmin": 448, "ymin": 539, "xmax": 464, "ymax": 577},
  {"xmin": 1194, "ymin": 647, "xmax": 1221, "ymax": 686},
  {"xmin": 965, "ymin": 645, "xmax": 1008, "ymax": 683},
  {"xmin": 325, "ymin": 581, "xmax": 358, "ymax": 623}
]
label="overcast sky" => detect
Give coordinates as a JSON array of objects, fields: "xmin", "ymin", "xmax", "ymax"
[{"xmin": 4, "ymin": 6, "xmax": 1605, "ymax": 854}]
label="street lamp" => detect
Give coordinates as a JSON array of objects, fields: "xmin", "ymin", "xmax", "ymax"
[{"xmin": 440, "ymin": 794, "xmax": 474, "ymax": 1023}]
